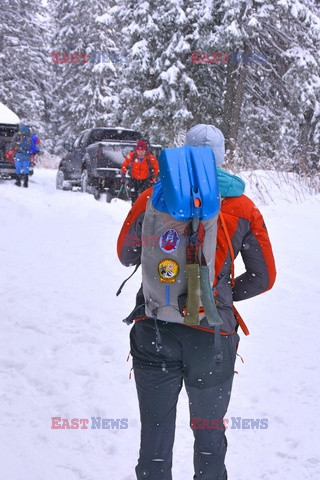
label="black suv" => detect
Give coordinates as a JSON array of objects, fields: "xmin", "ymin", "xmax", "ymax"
[{"xmin": 56, "ymin": 127, "xmax": 161, "ymax": 201}]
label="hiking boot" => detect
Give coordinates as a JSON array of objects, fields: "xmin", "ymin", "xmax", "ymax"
[
  {"xmin": 23, "ymin": 174, "xmax": 29, "ymax": 188},
  {"xmin": 15, "ymin": 175, "xmax": 21, "ymax": 187}
]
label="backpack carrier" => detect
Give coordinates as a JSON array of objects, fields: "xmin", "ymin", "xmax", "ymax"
[
  {"xmin": 17, "ymin": 125, "xmax": 32, "ymax": 155},
  {"xmin": 141, "ymin": 145, "xmax": 222, "ymax": 329}
]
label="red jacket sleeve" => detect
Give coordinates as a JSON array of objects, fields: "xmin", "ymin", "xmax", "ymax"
[
  {"xmin": 148, "ymin": 154, "xmax": 159, "ymax": 177},
  {"xmin": 121, "ymin": 151, "xmax": 134, "ymax": 175},
  {"xmin": 233, "ymin": 198, "xmax": 276, "ymax": 300}
]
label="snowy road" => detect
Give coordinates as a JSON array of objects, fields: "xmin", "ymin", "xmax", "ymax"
[{"xmin": 0, "ymin": 169, "xmax": 320, "ymax": 480}]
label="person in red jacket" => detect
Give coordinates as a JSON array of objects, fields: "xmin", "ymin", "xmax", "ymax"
[
  {"xmin": 121, "ymin": 139, "xmax": 159, "ymax": 203},
  {"xmin": 117, "ymin": 124, "xmax": 276, "ymax": 480}
]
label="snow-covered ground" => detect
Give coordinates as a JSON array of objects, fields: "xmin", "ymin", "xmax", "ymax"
[{"xmin": 1, "ymin": 169, "xmax": 319, "ymax": 480}]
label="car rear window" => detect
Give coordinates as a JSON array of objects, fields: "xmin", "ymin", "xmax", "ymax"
[
  {"xmin": 0, "ymin": 125, "xmax": 18, "ymax": 137},
  {"xmin": 101, "ymin": 144, "xmax": 135, "ymax": 166}
]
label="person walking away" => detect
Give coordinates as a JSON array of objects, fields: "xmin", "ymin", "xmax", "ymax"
[
  {"xmin": 117, "ymin": 124, "xmax": 276, "ymax": 480},
  {"xmin": 120, "ymin": 139, "xmax": 159, "ymax": 203},
  {"xmin": 14, "ymin": 125, "xmax": 32, "ymax": 188}
]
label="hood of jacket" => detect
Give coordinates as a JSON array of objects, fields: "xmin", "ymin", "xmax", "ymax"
[
  {"xmin": 217, "ymin": 168, "xmax": 245, "ymax": 198},
  {"xmin": 184, "ymin": 124, "xmax": 225, "ymax": 167},
  {"xmin": 18, "ymin": 124, "xmax": 31, "ymax": 136}
]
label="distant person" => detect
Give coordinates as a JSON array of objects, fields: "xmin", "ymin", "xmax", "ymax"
[
  {"xmin": 13, "ymin": 125, "xmax": 37, "ymax": 188},
  {"xmin": 120, "ymin": 140, "xmax": 159, "ymax": 203}
]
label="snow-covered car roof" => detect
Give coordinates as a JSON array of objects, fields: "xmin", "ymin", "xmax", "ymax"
[{"xmin": 0, "ymin": 102, "xmax": 20, "ymax": 125}]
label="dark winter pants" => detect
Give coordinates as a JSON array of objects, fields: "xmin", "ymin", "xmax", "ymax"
[
  {"xmin": 130, "ymin": 179, "xmax": 151, "ymax": 204},
  {"xmin": 130, "ymin": 319, "xmax": 239, "ymax": 480}
]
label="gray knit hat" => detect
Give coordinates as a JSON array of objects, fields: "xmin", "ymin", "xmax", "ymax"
[{"xmin": 184, "ymin": 124, "xmax": 225, "ymax": 166}]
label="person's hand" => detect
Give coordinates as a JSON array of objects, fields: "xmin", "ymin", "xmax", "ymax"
[
  {"xmin": 151, "ymin": 177, "xmax": 157, "ymax": 184},
  {"xmin": 120, "ymin": 175, "xmax": 125, "ymax": 184}
]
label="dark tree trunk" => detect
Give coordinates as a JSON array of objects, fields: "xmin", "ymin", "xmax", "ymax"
[{"xmin": 222, "ymin": 59, "xmax": 247, "ymax": 154}]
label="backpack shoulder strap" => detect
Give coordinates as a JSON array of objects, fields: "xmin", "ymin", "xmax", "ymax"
[
  {"xmin": 116, "ymin": 263, "xmax": 140, "ymax": 297},
  {"xmin": 145, "ymin": 154, "xmax": 153, "ymax": 178}
]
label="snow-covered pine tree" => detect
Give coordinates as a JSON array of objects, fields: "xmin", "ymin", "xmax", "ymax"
[
  {"xmin": 206, "ymin": 0, "xmax": 271, "ymax": 166},
  {"xmin": 50, "ymin": 0, "xmax": 119, "ymax": 152},
  {"xmin": 278, "ymin": 0, "xmax": 320, "ymax": 175},
  {"xmin": 0, "ymin": 0, "xmax": 51, "ymax": 146},
  {"xmin": 112, "ymin": 0, "xmax": 204, "ymax": 146},
  {"xmin": 181, "ymin": 1, "xmax": 227, "ymax": 134},
  {"xmin": 238, "ymin": 0, "xmax": 320, "ymax": 173},
  {"xmin": 213, "ymin": 0, "xmax": 320, "ymax": 172}
]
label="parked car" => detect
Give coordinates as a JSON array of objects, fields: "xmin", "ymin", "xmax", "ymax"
[
  {"xmin": 0, "ymin": 104, "xmax": 19, "ymax": 180},
  {"xmin": 56, "ymin": 127, "xmax": 162, "ymax": 202}
]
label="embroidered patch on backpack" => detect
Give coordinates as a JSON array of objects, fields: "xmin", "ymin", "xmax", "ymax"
[
  {"xmin": 158, "ymin": 259, "xmax": 179, "ymax": 283},
  {"xmin": 159, "ymin": 229, "xmax": 180, "ymax": 253}
]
